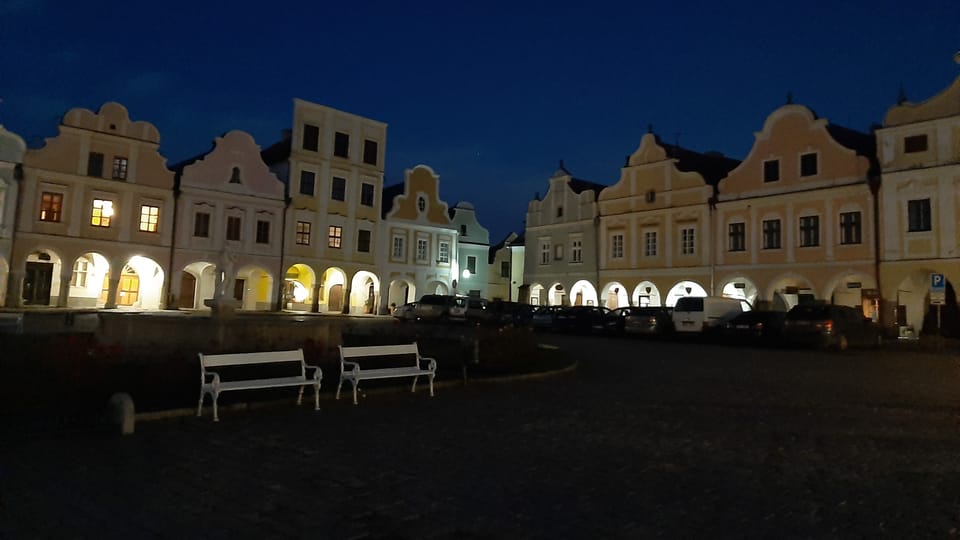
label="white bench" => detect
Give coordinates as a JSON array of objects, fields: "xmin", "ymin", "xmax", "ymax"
[
  {"xmin": 337, "ymin": 343, "xmax": 437, "ymax": 405},
  {"xmin": 197, "ymin": 349, "xmax": 322, "ymax": 421}
]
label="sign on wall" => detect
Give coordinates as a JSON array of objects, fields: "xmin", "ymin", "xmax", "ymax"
[{"xmin": 930, "ymin": 273, "xmax": 946, "ymax": 305}]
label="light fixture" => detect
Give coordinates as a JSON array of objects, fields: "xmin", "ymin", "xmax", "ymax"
[{"xmin": 462, "ymin": 269, "xmax": 471, "ymax": 279}]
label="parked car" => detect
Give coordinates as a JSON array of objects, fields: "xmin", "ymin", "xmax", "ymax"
[
  {"xmin": 673, "ymin": 296, "xmax": 751, "ymax": 335},
  {"xmin": 531, "ymin": 306, "xmax": 563, "ymax": 331},
  {"xmin": 555, "ymin": 306, "xmax": 609, "ymax": 334},
  {"xmin": 464, "ymin": 297, "xmax": 493, "ymax": 324},
  {"xmin": 392, "ymin": 302, "xmax": 418, "ymax": 322},
  {"xmin": 624, "ymin": 306, "xmax": 675, "ymax": 337},
  {"xmin": 783, "ymin": 304, "xmax": 882, "ymax": 351},
  {"xmin": 415, "ymin": 294, "xmax": 465, "ymax": 322},
  {"xmin": 722, "ymin": 310, "xmax": 786, "ymax": 346},
  {"xmin": 488, "ymin": 301, "xmax": 534, "ymax": 327},
  {"xmin": 600, "ymin": 307, "xmax": 635, "ymax": 336}
]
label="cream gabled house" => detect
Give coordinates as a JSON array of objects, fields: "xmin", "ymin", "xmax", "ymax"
[
  {"xmin": 523, "ymin": 163, "xmax": 605, "ymax": 306},
  {"xmin": 171, "ymin": 131, "xmax": 286, "ymax": 311},
  {"xmin": 11, "ymin": 103, "xmax": 174, "ymax": 309},
  {"xmin": 597, "ymin": 133, "xmax": 739, "ymax": 308},
  {"xmin": 380, "ymin": 165, "xmax": 458, "ymax": 311},
  {"xmin": 716, "ymin": 104, "xmax": 878, "ymax": 313},
  {"xmin": 262, "ymin": 99, "xmax": 385, "ymax": 314},
  {"xmin": 0, "ymin": 125, "xmax": 26, "ymax": 307},
  {"xmin": 876, "ymin": 73, "xmax": 960, "ymax": 337}
]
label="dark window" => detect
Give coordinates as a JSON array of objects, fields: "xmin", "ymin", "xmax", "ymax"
[
  {"xmin": 39, "ymin": 191, "xmax": 63, "ymax": 222},
  {"xmin": 328, "ymin": 225, "xmax": 342, "ymax": 248},
  {"xmin": 331, "ymin": 176, "xmax": 346, "ymax": 201},
  {"xmin": 556, "ymin": 206, "xmax": 563, "ymax": 218},
  {"xmin": 87, "ymin": 152, "xmax": 104, "ymax": 177},
  {"xmin": 363, "ymin": 139, "xmax": 378, "ymax": 165},
  {"xmin": 193, "ymin": 212, "xmax": 210, "ymax": 237},
  {"xmin": 256, "ymin": 220, "xmax": 270, "ymax": 244},
  {"xmin": 645, "ymin": 190, "xmax": 656, "ymax": 203},
  {"xmin": 839, "ymin": 211, "xmax": 862, "ymax": 244},
  {"xmin": 467, "ymin": 256, "xmax": 477, "ymax": 274},
  {"xmin": 299, "ymin": 171, "xmax": 315, "ymax": 196},
  {"xmin": 360, "ymin": 183, "xmax": 374, "ymax": 206},
  {"xmin": 728, "ymin": 222, "xmax": 745, "ymax": 251},
  {"xmin": 460, "ymin": 224, "xmax": 467, "ymax": 236},
  {"xmin": 334, "ymin": 132, "xmax": 349, "ymax": 158},
  {"xmin": 762, "ymin": 219, "xmax": 781, "ymax": 249},
  {"xmin": 229, "ymin": 167, "xmax": 241, "ymax": 184},
  {"xmin": 112, "ymin": 157, "xmax": 128, "ymax": 180},
  {"xmin": 302, "ymin": 124, "xmax": 319, "ymax": 151},
  {"xmin": 295, "ymin": 221, "xmax": 311, "ymax": 245},
  {"xmin": 907, "ymin": 199, "xmax": 932, "ymax": 232},
  {"xmin": 904, "ymin": 134, "xmax": 928, "ymax": 154},
  {"xmin": 800, "ymin": 153, "xmax": 818, "ymax": 177},
  {"xmin": 226, "ymin": 216, "xmax": 241, "ymax": 241},
  {"xmin": 500, "ymin": 261, "xmax": 510, "ymax": 278},
  {"xmin": 799, "ymin": 216, "xmax": 819, "ymax": 247},
  {"xmin": 763, "ymin": 159, "xmax": 780, "ymax": 182},
  {"xmin": 357, "ymin": 229, "xmax": 371, "ymax": 252}
]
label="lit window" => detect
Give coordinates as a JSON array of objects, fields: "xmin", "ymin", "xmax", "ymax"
[
  {"xmin": 438, "ymin": 241, "xmax": 450, "ymax": 263},
  {"xmin": 296, "ymin": 221, "xmax": 311, "ymax": 245},
  {"xmin": 611, "ymin": 234, "xmax": 624, "ymax": 259},
  {"xmin": 112, "ymin": 157, "xmax": 128, "ymax": 180},
  {"xmin": 416, "ymin": 238, "xmax": 428, "ymax": 261},
  {"xmin": 681, "ymin": 228, "xmax": 695, "ymax": 255},
  {"xmin": 139, "ymin": 205, "xmax": 159, "ymax": 232},
  {"xmin": 91, "ymin": 199, "xmax": 114, "ymax": 227},
  {"xmin": 328, "ymin": 225, "xmax": 342, "ymax": 248},
  {"xmin": 39, "ymin": 192, "xmax": 63, "ymax": 222}
]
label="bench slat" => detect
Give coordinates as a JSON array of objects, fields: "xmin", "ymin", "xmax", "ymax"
[
  {"xmin": 339, "ymin": 344, "xmax": 420, "ymax": 358},
  {"xmin": 218, "ymin": 376, "xmax": 314, "ymax": 391},
  {"xmin": 201, "ymin": 350, "xmax": 304, "ymax": 368},
  {"xmin": 347, "ymin": 367, "xmax": 431, "ymax": 380}
]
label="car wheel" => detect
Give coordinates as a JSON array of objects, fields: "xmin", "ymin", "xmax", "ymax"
[{"xmin": 836, "ymin": 334, "xmax": 849, "ymax": 352}]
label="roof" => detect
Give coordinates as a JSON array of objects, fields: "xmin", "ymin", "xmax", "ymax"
[
  {"xmin": 568, "ymin": 178, "xmax": 608, "ymax": 195},
  {"xmin": 381, "ymin": 182, "xmax": 404, "ymax": 219},
  {"xmin": 825, "ymin": 123, "xmax": 879, "ymax": 174},
  {"xmin": 487, "ymin": 232, "xmax": 524, "ymax": 264},
  {"xmin": 654, "ymin": 136, "xmax": 742, "ymax": 186},
  {"xmin": 260, "ymin": 131, "xmax": 292, "ymax": 166}
]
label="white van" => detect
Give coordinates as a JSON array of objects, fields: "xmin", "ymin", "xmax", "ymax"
[{"xmin": 672, "ymin": 296, "xmax": 751, "ymax": 334}]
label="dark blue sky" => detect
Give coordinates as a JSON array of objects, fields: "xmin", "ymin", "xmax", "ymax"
[{"xmin": 2, "ymin": 1, "xmax": 957, "ymax": 243}]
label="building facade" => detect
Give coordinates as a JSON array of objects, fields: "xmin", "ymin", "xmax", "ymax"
[
  {"xmin": 449, "ymin": 201, "xmax": 490, "ymax": 298},
  {"xmin": 488, "ymin": 232, "xmax": 524, "ymax": 302},
  {"xmin": 0, "ymin": 125, "xmax": 26, "ymax": 307}
]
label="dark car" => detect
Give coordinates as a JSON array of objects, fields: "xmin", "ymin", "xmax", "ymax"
[
  {"xmin": 722, "ymin": 310, "xmax": 786, "ymax": 346},
  {"xmin": 488, "ymin": 301, "xmax": 534, "ymax": 327},
  {"xmin": 531, "ymin": 306, "xmax": 563, "ymax": 331},
  {"xmin": 600, "ymin": 307, "xmax": 635, "ymax": 336},
  {"xmin": 623, "ymin": 306, "xmax": 675, "ymax": 337},
  {"xmin": 783, "ymin": 304, "xmax": 882, "ymax": 351},
  {"xmin": 464, "ymin": 297, "xmax": 494, "ymax": 324},
  {"xmin": 555, "ymin": 306, "xmax": 610, "ymax": 334}
]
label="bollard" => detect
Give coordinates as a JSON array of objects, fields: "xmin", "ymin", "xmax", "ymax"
[{"xmin": 107, "ymin": 392, "xmax": 135, "ymax": 435}]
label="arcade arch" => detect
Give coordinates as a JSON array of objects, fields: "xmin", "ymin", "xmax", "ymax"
[
  {"xmin": 570, "ymin": 280, "xmax": 598, "ymax": 306},
  {"xmin": 600, "ymin": 282, "xmax": 629, "ymax": 309},
  {"xmin": 664, "ymin": 280, "xmax": 708, "ymax": 308},
  {"xmin": 632, "ymin": 281, "xmax": 662, "ymax": 307}
]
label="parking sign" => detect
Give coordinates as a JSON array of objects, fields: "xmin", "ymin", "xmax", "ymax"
[{"xmin": 930, "ymin": 273, "xmax": 946, "ymax": 305}]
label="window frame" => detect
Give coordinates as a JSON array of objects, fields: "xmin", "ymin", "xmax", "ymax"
[
  {"xmin": 363, "ymin": 139, "xmax": 378, "ymax": 165},
  {"xmin": 681, "ymin": 227, "xmax": 695, "ymax": 255},
  {"xmin": 194, "ymin": 211, "xmax": 211, "ymax": 238},
  {"xmin": 438, "ymin": 241, "xmax": 450, "ymax": 264},
  {"xmin": 611, "ymin": 233, "xmax": 625, "ymax": 259},
  {"xmin": 357, "ymin": 229, "xmax": 371, "ymax": 253},
  {"xmin": 728, "ymin": 222, "xmax": 745, "ymax": 252},
  {"xmin": 295, "ymin": 221, "xmax": 312, "ymax": 245},
  {"xmin": 644, "ymin": 230, "xmax": 657, "ymax": 257},
  {"xmin": 416, "ymin": 238, "xmax": 428, "ymax": 261},
  {"xmin": 799, "ymin": 215, "xmax": 820, "ymax": 247},
  {"xmin": 299, "ymin": 170, "xmax": 316, "ymax": 196},
  {"xmin": 839, "ymin": 211, "xmax": 862, "ymax": 245},
  {"xmin": 571, "ymin": 239, "xmax": 582, "ymax": 263},
  {"xmin": 907, "ymin": 199, "xmax": 932, "ymax": 232},
  {"xmin": 87, "ymin": 152, "xmax": 104, "ymax": 177},
  {"xmin": 226, "ymin": 216, "xmax": 242, "ymax": 241},
  {"xmin": 333, "ymin": 131, "xmax": 349, "ymax": 158},
  {"xmin": 904, "ymin": 134, "xmax": 928, "ymax": 154},
  {"xmin": 331, "ymin": 176, "xmax": 346, "ymax": 202},
  {"xmin": 255, "ymin": 220, "xmax": 270, "ymax": 244},
  {"xmin": 91, "ymin": 198, "xmax": 114, "ymax": 228},
  {"xmin": 328, "ymin": 225, "xmax": 343, "ymax": 249},
  {"xmin": 360, "ymin": 182, "xmax": 375, "ymax": 206},
  {"xmin": 799, "ymin": 152, "xmax": 818, "ymax": 177},
  {"xmin": 139, "ymin": 205, "xmax": 160, "ymax": 233},
  {"xmin": 763, "ymin": 159, "xmax": 780, "ymax": 182},
  {"xmin": 762, "ymin": 219, "xmax": 781, "ymax": 249},
  {"xmin": 39, "ymin": 191, "xmax": 63, "ymax": 222},
  {"xmin": 302, "ymin": 124, "xmax": 319, "ymax": 152}
]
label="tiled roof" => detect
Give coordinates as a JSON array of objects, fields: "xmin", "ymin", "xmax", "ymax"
[
  {"xmin": 260, "ymin": 133, "xmax": 291, "ymax": 166},
  {"xmin": 826, "ymin": 124, "xmax": 879, "ymax": 174},
  {"xmin": 381, "ymin": 183, "xmax": 404, "ymax": 219},
  {"xmin": 655, "ymin": 136, "xmax": 741, "ymax": 186},
  {"xmin": 568, "ymin": 178, "xmax": 607, "ymax": 195}
]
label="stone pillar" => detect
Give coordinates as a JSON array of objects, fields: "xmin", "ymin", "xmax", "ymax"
[
  {"xmin": 57, "ymin": 270, "xmax": 72, "ymax": 308},
  {"xmin": 311, "ymin": 283, "xmax": 321, "ymax": 313},
  {"xmin": 342, "ymin": 286, "xmax": 351, "ymax": 314},
  {"xmin": 4, "ymin": 269, "xmax": 23, "ymax": 308},
  {"xmin": 104, "ymin": 272, "xmax": 121, "ymax": 309}
]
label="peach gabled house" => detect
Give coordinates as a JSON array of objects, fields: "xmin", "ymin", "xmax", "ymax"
[
  {"xmin": 715, "ymin": 103, "xmax": 879, "ymax": 314},
  {"xmin": 875, "ymin": 72, "xmax": 960, "ymax": 337}
]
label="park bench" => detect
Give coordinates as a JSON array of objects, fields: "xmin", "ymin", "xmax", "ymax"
[
  {"xmin": 337, "ymin": 343, "xmax": 437, "ymax": 405},
  {"xmin": 197, "ymin": 349, "xmax": 322, "ymax": 421}
]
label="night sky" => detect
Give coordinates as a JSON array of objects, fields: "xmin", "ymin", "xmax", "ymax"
[{"xmin": 1, "ymin": 1, "xmax": 957, "ymax": 243}]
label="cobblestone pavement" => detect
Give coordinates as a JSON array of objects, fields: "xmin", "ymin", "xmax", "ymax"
[{"xmin": 3, "ymin": 336, "xmax": 960, "ymax": 539}]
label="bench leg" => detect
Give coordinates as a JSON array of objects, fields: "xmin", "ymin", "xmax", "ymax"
[
  {"xmin": 212, "ymin": 392, "xmax": 220, "ymax": 422},
  {"xmin": 428, "ymin": 374, "xmax": 435, "ymax": 397},
  {"xmin": 336, "ymin": 378, "xmax": 343, "ymax": 401},
  {"xmin": 352, "ymin": 381, "xmax": 359, "ymax": 405},
  {"xmin": 296, "ymin": 385, "xmax": 304, "ymax": 405},
  {"xmin": 314, "ymin": 382, "xmax": 320, "ymax": 411},
  {"xmin": 197, "ymin": 390, "xmax": 205, "ymax": 417},
  {"xmin": 411, "ymin": 375, "xmax": 419, "ymax": 393}
]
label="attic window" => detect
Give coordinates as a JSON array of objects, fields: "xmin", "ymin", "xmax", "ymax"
[
  {"xmin": 763, "ymin": 159, "xmax": 780, "ymax": 182},
  {"xmin": 460, "ymin": 224, "xmax": 467, "ymax": 236},
  {"xmin": 109, "ymin": 124, "xmax": 117, "ymax": 130},
  {"xmin": 556, "ymin": 206, "xmax": 563, "ymax": 218},
  {"xmin": 904, "ymin": 134, "xmax": 928, "ymax": 153},
  {"xmin": 417, "ymin": 197, "xmax": 426, "ymax": 212},
  {"xmin": 645, "ymin": 190, "xmax": 656, "ymax": 203},
  {"xmin": 800, "ymin": 153, "xmax": 818, "ymax": 177},
  {"xmin": 229, "ymin": 167, "xmax": 241, "ymax": 184}
]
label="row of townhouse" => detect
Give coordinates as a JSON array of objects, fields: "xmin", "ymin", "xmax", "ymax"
[
  {"xmin": 0, "ymin": 99, "xmax": 518, "ymax": 315},
  {"xmin": 523, "ymin": 70, "xmax": 960, "ymax": 337}
]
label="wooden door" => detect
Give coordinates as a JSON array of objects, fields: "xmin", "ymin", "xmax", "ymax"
[
  {"xmin": 22, "ymin": 262, "xmax": 53, "ymax": 305},
  {"xmin": 328, "ymin": 284, "xmax": 343, "ymax": 312},
  {"xmin": 179, "ymin": 274, "xmax": 197, "ymax": 309}
]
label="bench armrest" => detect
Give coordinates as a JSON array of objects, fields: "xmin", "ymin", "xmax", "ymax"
[
  {"xmin": 202, "ymin": 371, "xmax": 220, "ymax": 386},
  {"xmin": 419, "ymin": 356, "xmax": 437, "ymax": 372},
  {"xmin": 305, "ymin": 365, "xmax": 323, "ymax": 381},
  {"xmin": 341, "ymin": 360, "xmax": 360, "ymax": 375}
]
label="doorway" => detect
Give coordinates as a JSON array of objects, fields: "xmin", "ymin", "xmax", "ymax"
[{"xmin": 23, "ymin": 261, "xmax": 53, "ymax": 305}]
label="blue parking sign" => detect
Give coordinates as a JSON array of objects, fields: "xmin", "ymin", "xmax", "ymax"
[{"xmin": 931, "ymin": 273, "xmax": 946, "ymax": 291}]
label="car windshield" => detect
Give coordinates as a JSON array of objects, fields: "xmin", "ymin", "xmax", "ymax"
[{"xmin": 786, "ymin": 305, "xmax": 831, "ymax": 320}]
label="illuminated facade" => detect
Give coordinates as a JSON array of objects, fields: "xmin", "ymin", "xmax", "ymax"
[
  {"xmin": 449, "ymin": 201, "xmax": 490, "ymax": 299},
  {"xmin": 0, "ymin": 125, "xmax": 26, "ymax": 306}
]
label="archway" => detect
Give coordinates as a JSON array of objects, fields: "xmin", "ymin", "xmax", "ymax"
[
  {"xmin": 768, "ymin": 274, "xmax": 815, "ymax": 312},
  {"xmin": 283, "ymin": 263, "xmax": 317, "ymax": 311},
  {"xmin": 632, "ymin": 281, "xmax": 662, "ymax": 307},
  {"xmin": 570, "ymin": 280, "xmax": 598, "ymax": 306},
  {"xmin": 113, "ymin": 255, "xmax": 164, "ymax": 309},
  {"xmin": 600, "ymin": 282, "xmax": 630, "ymax": 309},
  {"xmin": 22, "ymin": 250, "xmax": 63, "ymax": 306},
  {"xmin": 720, "ymin": 276, "xmax": 758, "ymax": 307},
  {"xmin": 350, "ymin": 271, "xmax": 380, "ymax": 314},
  {"xmin": 319, "ymin": 267, "xmax": 347, "ymax": 312},
  {"xmin": 388, "ymin": 278, "xmax": 415, "ymax": 311},
  {"xmin": 180, "ymin": 261, "xmax": 214, "ymax": 309},
  {"xmin": 893, "ymin": 269, "xmax": 959, "ymax": 337},
  {"xmin": 236, "ymin": 265, "xmax": 273, "ymax": 311},
  {"xmin": 827, "ymin": 271, "xmax": 878, "ymax": 321},
  {"xmin": 546, "ymin": 282, "xmax": 566, "ymax": 306},
  {"xmin": 425, "ymin": 281, "xmax": 449, "ymax": 297},
  {"xmin": 67, "ymin": 252, "xmax": 110, "ymax": 308},
  {"xmin": 665, "ymin": 280, "xmax": 708, "ymax": 308},
  {"xmin": 528, "ymin": 283, "xmax": 544, "ymax": 305}
]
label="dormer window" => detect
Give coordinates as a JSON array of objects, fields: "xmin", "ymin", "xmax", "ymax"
[
  {"xmin": 800, "ymin": 153, "xmax": 818, "ymax": 177},
  {"xmin": 417, "ymin": 196, "xmax": 426, "ymax": 212},
  {"xmin": 763, "ymin": 159, "xmax": 780, "ymax": 182},
  {"xmin": 229, "ymin": 167, "xmax": 241, "ymax": 184},
  {"xmin": 556, "ymin": 206, "xmax": 563, "ymax": 218},
  {"xmin": 904, "ymin": 134, "xmax": 928, "ymax": 153},
  {"xmin": 460, "ymin": 224, "xmax": 467, "ymax": 236}
]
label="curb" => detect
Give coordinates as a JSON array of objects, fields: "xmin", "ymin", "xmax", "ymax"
[{"xmin": 136, "ymin": 359, "xmax": 578, "ymax": 423}]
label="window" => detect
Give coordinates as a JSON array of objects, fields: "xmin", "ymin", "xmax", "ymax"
[
  {"xmin": 500, "ymin": 261, "xmax": 510, "ymax": 278},
  {"xmin": 194, "ymin": 212, "xmax": 210, "ymax": 237},
  {"xmin": 328, "ymin": 225, "xmax": 342, "ymax": 248},
  {"xmin": 839, "ymin": 211, "xmax": 862, "ymax": 245},
  {"xmin": 302, "ymin": 124, "xmax": 319, "ymax": 151},
  {"xmin": 392, "ymin": 236, "xmax": 404, "ymax": 258},
  {"xmin": 331, "ymin": 176, "xmax": 346, "ymax": 201},
  {"xmin": 554, "ymin": 244, "xmax": 564, "ymax": 260},
  {"xmin": 360, "ymin": 183, "xmax": 374, "ymax": 206},
  {"xmin": 800, "ymin": 153, "xmax": 818, "ymax": 177},
  {"xmin": 416, "ymin": 238, "xmax": 428, "ymax": 261},
  {"xmin": 363, "ymin": 140, "xmax": 378, "ymax": 165},
  {"xmin": 556, "ymin": 206, "xmax": 563, "ymax": 218},
  {"xmin": 357, "ymin": 229, "xmax": 371, "ymax": 252},
  {"xmin": 571, "ymin": 240, "xmax": 582, "ymax": 263},
  {"xmin": 256, "ymin": 220, "xmax": 270, "ymax": 244},
  {"xmin": 799, "ymin": 216, "xmax": 820, "ymax": 247},
  {"xmin": 418, "ymin": 197, "xmax": 426, "ymax": 212},
  {"xmin": 229, "ymin": 167, "xmax": 241, "ymax": 184},
  {"xmin": 334, "ymin": 132, "xmax": 349, "ymax": 158},
  {"xmin": 904, "ymin": 134, "xmax": 928, "ymax": 154},
  {"xmin": 438, "ymin": 241, "xmax": 450, "ymax": 263},
  {"xmin": 91, "ymin": 199, "xmax": 113, "ymax": 227},
  {"xmin": 71, "ymin": 258, "xmax": 89, "ymax": 287},
  {"xmin": 39, "ymin": 192, "xmax": 63, "ymax": 222},
  {"xmin": 87, "ymin": 152, "xmax": 104, "ymax": 177},
  {"xmin": 681, "ymin": 227, "xmax": 695, "ymax": 255},
  {"xmin": 299, "ymin": 171, "xmax": 316, "ymax": 196},
  {"xmin": 644, "ymin": 231, "xmax": 657, "ymax": 257},
  {"xmin": 728, "ymin": 222, "xmax": 745, "ymax": 251},
  {"xmin": 540, "ymin": 242, "xmax": 550, "ymax": 265},
  {"xmin": 226, "ymin": 216, "xmax": 241, "ymax": 241},
  {"xmin": 611, "ymin": 234, "xmax": 624, "ymax": 259},
  {"xmin": 763, "ymin": 159, "xmax": 780, "ymax": 182},
  {"xmin": 907, "ymin": 199, "xmax": 932, "ymax": 232},
  {"xmin": 762, "ymin": 219, "xmax": 781, "ymax": 249},
  {"xmin": 296, "ymin": 221, "xmax": 311, "ymax": 245},
  {"xmin": 645, "ymin": 190, "xmax": 656, "ymax": 203},
  {"xmin": 467, "ymin": 256, "xmax": 477, "ymax": 274},
  {"xmin": 112, "ymin": 157, "xmax": 128, "ymax": 180},
  {"xmin": 139, "ymin": 205, "xmax": 159, "ymax": 233},
  {"xmin": 460, "ymin": 224, "xmax": 467, "ymax": 236}
]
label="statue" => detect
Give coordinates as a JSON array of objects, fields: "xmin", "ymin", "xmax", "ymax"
[{"xmin": 213, "ymin": 248, "xmax": 238, "ymax": 299}]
